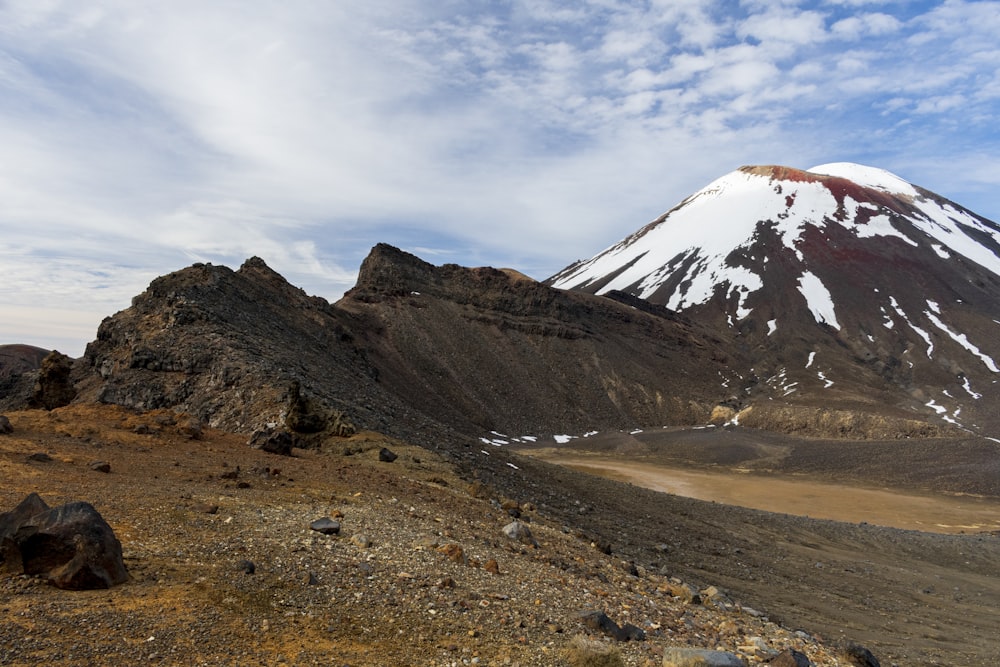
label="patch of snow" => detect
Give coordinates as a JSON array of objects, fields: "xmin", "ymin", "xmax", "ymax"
[
  {"xmin": 767, "ymin": 319, "xmax": 778, "ymax": 336},
  {"xmin": 808, "ymin": 163, "xmax": 919, "ymax": 196},
  {"xmin": 806, "ymin": 351, "xmax": 816, "ymax": 368},
  {"xmin": 850, "ymin": 212, "xmax": 918, "ymax": 246},
  {"xmin": 506, "ymin": 462, "xmax": 520, "ymax": 470},
  {"xmin": 961, "ymin": 376, "xmax": 982, "ymax": 399},
  {"xmin": 817, "ymin": 371, "xmax": 834, "ymax": 388},
  {"xmin": 583, "ymin": 431, "xmax": 599, "ymax": 437},
  {"xmin": 925, "ymin": 399, "xmax": 947, "ymax": 415},
  {"xmin": 881, "ymin": 306, "xmax": 894, "ymax": 329},
  {"xmin": 480, "ymin": 450, "xmax": 490, "ymax": 456},
  {"xmin": 925, "ymin": 311, "xmax": 1000, "ymax": 372},
  {"xmin": 553, "ymin": 434, "xmax": 575, "ymax": 444},
  {"xmin": 519, "ymin": 435, "xmax": 537, "ymax": 442},
  {"xmin": 629, "ymin": 429, "xmax": 643, "ymax": 435},
  {"xmin": 797, "ymin": 271, "xmax": 840, "ymax": 329},
  {"xmin": 926, "ymin": 300, "xmax": 941, "ymax": 314},
  {"xmin": 890, "ymin": 296, "xmax": 933, "ymax": 358},
  {"xmin": 931, "ymin": 244, "xmax": 950, "ymax": 259}
]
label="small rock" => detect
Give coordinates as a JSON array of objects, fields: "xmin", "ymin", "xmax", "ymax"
[
  {"xmin": 839, "ymin": 642, "xmax": 881, "ymax": 667},
  {"xmin": 350, "ymin": 534, "xmax": 372, "ymax": 549},
  {"xmin": 661, "ymin": 647, "xmax": 747, "ymax": 666},
  {"xmin": 237, "ymin": 560, "xmax": 256, "ymax": 575},
  {"xmin": 0, "ymin": 415, "xmax": 13, "ymax": 434},
  {"xmin": 483, "ymin": 558, "xmax": 500, "ymax": 575},
  {"xmin": 768, "ymin": 649, "xmax": 812, "ymax": 667},
  {"xmin": 309, "ymin": 518, "xmax": 341, "ymax": 535},
  {"xmin": 578, "ymin": 610, "xmax": 644, "ymax": 642},
  {"xmin": 26, "ymin": 452, "xmax": 53, "ymax": 463},
  {"xmin": 435, "ymin": 576, "xmax": 456, "ymax": 589},
  {"xmin": 304, "ymin": 571, "xmax": 319, "ymax": 585},
  {"xmin": 437, "ymin": 543, "xmax": 466, "ymax": 564},
  {"xmin": 89, "ymin": 461, "xmax": 111, "ymax": 474},
  {"xmin": 378, "ymin": 447, "xmax": 398, "ymax": 463},
  {"xmin": 502, "ymin": 520, "xmax": 538, "ymax": 547},
  {"xmin": 194, "ymin": 503, "xmax": 219, "ymax": 515}
]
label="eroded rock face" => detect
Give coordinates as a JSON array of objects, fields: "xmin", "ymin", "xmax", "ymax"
[
  {"xmin": 0, "ymin": 493, "xmax": 128, "ymax": 590},
  {"xmin": 30, "ymin": 351, "xmax": 77, "ymax": 410}
]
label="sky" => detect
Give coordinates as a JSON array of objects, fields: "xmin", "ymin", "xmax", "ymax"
[{"xmin": 3, "ymin": 0, "xmax": 1000, "ymax": 357}]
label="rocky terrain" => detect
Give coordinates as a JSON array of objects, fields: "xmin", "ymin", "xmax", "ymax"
[{"xmin": 1, "ymin": 404, "xmax": 871, "ymax": 667}]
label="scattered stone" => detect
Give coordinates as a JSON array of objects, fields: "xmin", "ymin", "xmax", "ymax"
[
  {"xmin": 578, "ymin": 610, "xmax": 645, "ymax": 642},
  {"xmin": 0, "ymin": 494, "xmax": 128, "ymax": 590},
  {"xmin": 350, "ymin": 534, "xmax": 372, "ymax": 549},
  {"xmin": 0, "ymin": 415, "xmax": 12, "ymax": 434},
  {"xmin": 133, "ymin": 423, "xmax": 153, "ymax": 435},
  {"xmin": 237, "ymin": 559, "xmax": 256, "ymax": 575},
  {"xmin": 768, "ymin": 648, "xmax": 812, "ymax": 666},
  {"xmin": 304, "ymin": 571, "xmax": 319, "ymax": 585},
  {"xmin": 661, "ymin": 647, "xmax": 747, "ymax": 666},
  {"xmin": 435, "ymin": 576, "xmax": 456, "ymax": 589},
  {"xmin": 248, "ymin": 427, "xmax": 296, "ymax": 456},
  {"xmin": 664, "ymin": 579, "xmax": 699, "ymax": 604},
  {"xmin": 309, "ymin": 517, "xmax": 341, "ymax": 535},
  {"xmin": 193, "ymin": 503, "xmax": 219, "ymax": 514},
  {"xmin": 483, "ymin": 558, "xmax": 500, "ymax": 575},
  {"xmin": 89, "ymin": 461, "xmax": 112, "ymax": 473},
  {"xmin": 839, "ymin": 642, "xmax": 881, "ymax": 667},
  {"xmin": 378, "ymin": 447, "xmax": 398, "ymax": 463},
  {"xmin": 502, "ymin": 520, "xmax": 538, "ymax": 547},
  {"xmin": 437, "ymin": 543, "xmax": 467, "ymax": 564},
  {"xmin": 26, "ymin": 452, "xmax": 53, "ymax": 463}
]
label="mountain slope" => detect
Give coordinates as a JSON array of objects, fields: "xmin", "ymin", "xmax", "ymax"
[
  {"xmin": 69, "ymin": 247, "xmax": 736, "ymax": 445},
  {"xmin": 547, "ymin": 163, "xmax": 1000, "ymax": 433}
]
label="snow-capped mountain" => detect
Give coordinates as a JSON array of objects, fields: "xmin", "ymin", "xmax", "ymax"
[{"xmin": 547, "ymin": 163, "xmax": 1000, "ymax": 432}]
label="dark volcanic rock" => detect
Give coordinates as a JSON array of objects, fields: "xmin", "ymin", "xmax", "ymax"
[
  {"xmin": 577, "ymin": 609, "xmax": 645, "ymax": 642},
  {"xmin": 378, "ymin": 447, "xmax": 398, "ymax": 463},
  {"xmin": 73, "ymin": 248, "xmax": 731, "ymax": 446},
  {"xmin": 840, "ymin": 642, "xmax": 881, "ymax": 667},
  {"xmin": 30, "ymin": 351, "xmax": 77, "ymax": 410},
  {"xmin": 249, "ymin": 427, "xmax": 296, "ymax": 456},
  {"xmin": 0, "ymin": 415, "xmax": 12, "ymax": 434},
  {"xmin": 309, "ymin": 517, "xmax": 341, "ymax": 535},
  {"xmin": 0, "ymin": 494, "xmax": 128, "ymax": 590}
]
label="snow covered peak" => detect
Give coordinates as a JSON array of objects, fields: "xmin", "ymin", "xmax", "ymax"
[{"xmin": 807, "ymin": 162, "xmax": 918, "ymax": 197}]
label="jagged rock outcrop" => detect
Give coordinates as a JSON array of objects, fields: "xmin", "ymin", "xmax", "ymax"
[
  {"xmin": 72, "ymin": 248, "xmax": 733, "ymax": 444},
  {"xmin": 30, "ymin": 351, "xmax": 77, "ymax": 410}
]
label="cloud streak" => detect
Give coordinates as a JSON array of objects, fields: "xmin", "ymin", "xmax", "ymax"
[{"xmin": 2, "ymin": 0, "xmax": 1000, "ymax": 355}]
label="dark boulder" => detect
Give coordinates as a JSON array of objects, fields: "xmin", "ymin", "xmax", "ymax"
[
  {"xmin": 0, "ymin": 494, "xmax": 128, "ymax": 590},
  {"xmin": 378, "ymin": 447, "xmax": 398, "ymax": 463},
  {"xmin": 0, "ymin": 415, "xmax": 12, "ymax": 434},
  {"xmin": 578, "ymin": 609, "xmax": 645, "ymax": 642},
  {"xmin": 248, "ymin": 427, "xmax": 296, "ymax": 456},
  {"xmin": 769, "ymin": 649, "xmax": 812, "ymax": 666}
]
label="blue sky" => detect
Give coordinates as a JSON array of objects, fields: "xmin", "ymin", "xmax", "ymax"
[{"xmin": 3, "ymin": 0, "xmax": 1000, "ymax": 356}]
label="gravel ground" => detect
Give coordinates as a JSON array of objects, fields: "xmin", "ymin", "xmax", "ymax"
[{"xmin": 0, "ymin": 405, "xmax": 856, "ymax": 666}]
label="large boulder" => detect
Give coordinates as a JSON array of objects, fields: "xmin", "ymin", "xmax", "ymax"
[{"xmin": 0, "ymin": 493, "xmax": 128, "ymax": 590}]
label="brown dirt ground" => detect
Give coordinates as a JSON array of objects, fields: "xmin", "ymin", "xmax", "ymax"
[{"xmin": 2, "ymin": 405, "xmax": 862, "ymax": 667}]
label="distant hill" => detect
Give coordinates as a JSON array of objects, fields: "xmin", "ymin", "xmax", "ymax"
[{"xmin": 0, "ymin": 344, "xmax": 50, "ymax": 377}]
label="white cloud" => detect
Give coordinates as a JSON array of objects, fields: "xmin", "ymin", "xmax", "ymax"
[{"xmin": 2, "ymin": 0, "xmax": 1000, "ymax": 355}]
